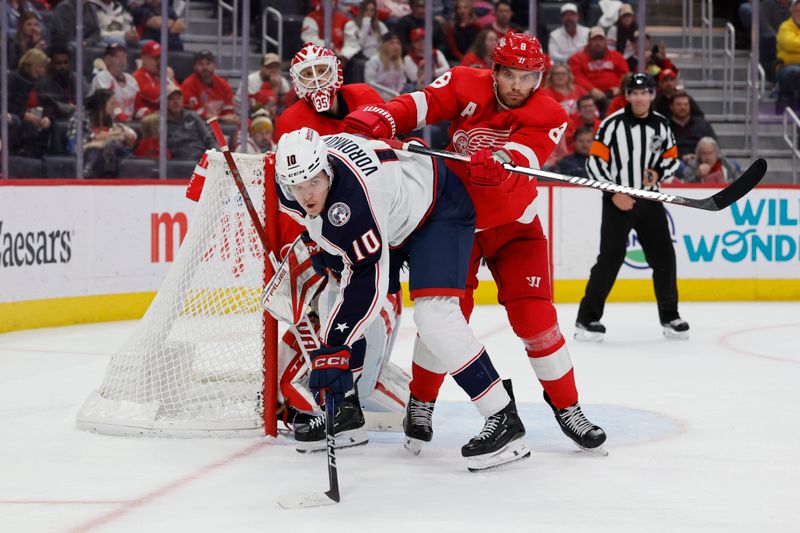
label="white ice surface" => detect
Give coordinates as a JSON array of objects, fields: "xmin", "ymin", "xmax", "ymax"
[{"xmin": 1, "ymin": 302, "xmax": 798, "ymax": 533}]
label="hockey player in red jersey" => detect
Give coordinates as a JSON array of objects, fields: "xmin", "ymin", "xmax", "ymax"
[
  {"xmin": 272, "ymin": 42, "xmax": 386, "ymax": 143},
  {"xmin": 344, "ymin": 32, "xmax": 607, "ymax": 454}
]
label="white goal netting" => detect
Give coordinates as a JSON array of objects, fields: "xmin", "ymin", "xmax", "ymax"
[{"xmin": 76, "ymin": 151, "xmax": 274, "ymax": 437}]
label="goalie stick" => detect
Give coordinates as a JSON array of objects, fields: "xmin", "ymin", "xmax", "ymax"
[
  {"xmin": 207, "ymin": 118, "xmax": 340, "ymax": 509},
  {"xmin": 380, "ymin": 138, "xmax": 767, "ymax": 212}
]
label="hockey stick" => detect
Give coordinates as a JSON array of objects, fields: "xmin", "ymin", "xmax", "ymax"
[
  {"xmin": 380, "ymin": 138, "xmax": 767, "ymax": 211},
  {"xmin": 207, "ymin": 118, "xmax": 340, "ymax": 509}
]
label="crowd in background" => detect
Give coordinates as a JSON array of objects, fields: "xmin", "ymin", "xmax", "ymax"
[{"xmin": 3, "ymin": 0, "xmax": 785, "ymax": 182}]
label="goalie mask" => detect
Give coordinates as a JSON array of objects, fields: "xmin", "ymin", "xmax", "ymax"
[
  {"xmin": 275, "ymin": 127, "xmax": 334, "ymax": 201},
  {"xmin": 290, "ymin": 43, "xmax": 343, "ymax": 113}
]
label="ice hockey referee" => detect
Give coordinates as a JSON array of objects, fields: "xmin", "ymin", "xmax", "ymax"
[{"xmin": 575, "ymin": 72, "xmax": 690, "ymax": 342}]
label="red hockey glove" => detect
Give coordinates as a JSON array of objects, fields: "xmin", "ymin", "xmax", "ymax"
[
  {"xmin": 469, "ymin": 148, "xmax": 513, "ymax": 187},
  {"xmin": 308, "ymin": 345, "xmax": 352, "ymax": 406},
  {"xmin": 343, "ymin": 106, "xmax": 397, "ymax": 139}
]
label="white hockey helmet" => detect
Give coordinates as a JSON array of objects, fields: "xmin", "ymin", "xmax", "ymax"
[
  {"xmin": 289, "ymin": 42, "xmax": 343, "ymax": 112},
  {"xmin": 274, "ymin": 127, "xmax": 333, "ymax": 199}
]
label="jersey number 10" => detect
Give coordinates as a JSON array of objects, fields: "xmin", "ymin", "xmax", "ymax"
[{"xmin": 352, "ymin": 229, "xmax": 380, "ymax": 262}]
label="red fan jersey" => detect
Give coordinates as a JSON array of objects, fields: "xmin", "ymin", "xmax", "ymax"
[
  {"xmin": 381, "ymin": 66, "xmax": 568, "ymax": 229},
  {"xmin": 272, "ymin": 83, "xmax": 383, "ymax": 143},
  {"xmin": 181, "ymin": 73, "xmax": 236, "ymax": 119}
]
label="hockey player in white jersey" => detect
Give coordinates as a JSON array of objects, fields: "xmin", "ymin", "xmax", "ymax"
[{"xmin": 274, "ymin": 127, "xmax": 530, "ymax": 471}]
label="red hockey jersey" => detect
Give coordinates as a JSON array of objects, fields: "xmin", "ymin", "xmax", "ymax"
[
  {"xmin": 382, "ymin": 66, "xmax": 568, "ymax": 229},
  {"xmin": 272, "ymin": 83, "xmax": 384, "ymax": 143},
  {"xmin": 181, "ymin": 73, "xmax": 236, "ymax": 119}
]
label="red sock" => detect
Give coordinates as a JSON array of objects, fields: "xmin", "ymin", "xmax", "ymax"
[{"xmin": 409, "ymin": 362, "xmax": 446, "ymax": 402}]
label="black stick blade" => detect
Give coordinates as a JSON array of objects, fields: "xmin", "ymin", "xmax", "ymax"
[{"xmin": 709, "ymin": 158, "xmax": 767, "ymax": 211}]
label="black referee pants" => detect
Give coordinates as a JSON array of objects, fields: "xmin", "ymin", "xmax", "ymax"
[{"xmin": 577, "ymin": 193, "xmax": 680, "ymax": 325}]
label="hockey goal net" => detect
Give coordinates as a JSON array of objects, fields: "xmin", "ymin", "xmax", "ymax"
[{"xmin": 76, "ymin": 151, "xmax": 280, "ymax": 437}]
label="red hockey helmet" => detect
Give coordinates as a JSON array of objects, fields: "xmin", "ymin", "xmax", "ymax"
[
  {"xmin": 290, "ymin": 42, "xmax": 343, "ymax": 113},
  {"xmin": 492, "ymin": 32, "xmax": 546, "ymax": 72}
]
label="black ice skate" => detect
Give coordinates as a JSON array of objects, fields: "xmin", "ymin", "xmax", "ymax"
[
  {"xmin": 661, "ymin": 318, "xmax": 690, "ymax": 340},
  {"xmin": 461, "ymin": 380, "xmax": 531, "ymax": 472},
  {"xmin": 402, "ymin": 395, "xmax": 435, "ymax": 455},
  {"xmin": 574, "ymin": 320, "xmax": 606, "ymax": 342},
  {"xmin": 294, "ymin": 392, "xmax": 368, "ymax": 453},
  {"xmin": 544, "ymin": 391, "xmax": 608, "ymax": 456}
]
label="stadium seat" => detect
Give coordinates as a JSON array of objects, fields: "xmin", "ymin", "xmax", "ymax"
[
  {"xmin": 9, "ymin": 156, "xmax": 44, "ymax": 179},
  {"xmin": 166, "ymin": 159, "xmax": 198, "ymax": 179},
  {"xmin": 119, "ymin": 158, "xmax": 158, "ymax": 179},
  {"xmin": 539, "ymin": 3, "xmax": 564, "ymax": 29},
  {"xmin": 587, "ymin": 4, "xmax": 602, "ymax": 27},
  {"xmin": 169, "ymin": 51, "xmax": 197, "ymax": 83},
  {"xmin": 43, "ymin": 155, "xmax": 78, "ymax": 179},
  {"xmin": 281, "ymin": 15, "xmax": 306, "ymax": 60}
]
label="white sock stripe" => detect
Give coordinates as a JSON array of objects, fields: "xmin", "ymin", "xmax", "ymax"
[
  {"xmin": 472, "ymin": 377, "xmax": 501, "ymax": 401},
  {"xmin": 451, "ymin": 348, "xmax": 485, "ymax": 376},
  {"xmin": 528, "ymin": 345, "xmax": 573, "ymax": 381}
]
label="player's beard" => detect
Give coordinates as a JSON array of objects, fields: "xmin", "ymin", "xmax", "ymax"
[{"xmin": 492, "ymin": 77, "xmax": 527, "ymax": 109}]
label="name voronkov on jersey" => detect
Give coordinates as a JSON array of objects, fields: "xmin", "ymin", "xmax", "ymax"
[
  {"xmin": 324, "ymin": 136, "xmax": 379, "ymax": 176},
  {"xmin": 571, "ymin": 177, "xmax": 677, "ymax": 202},
  {"xmin": 0, "ymin": 221, "xmax": 72, "ymax": 268}
]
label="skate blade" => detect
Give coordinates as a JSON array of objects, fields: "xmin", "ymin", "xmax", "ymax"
[
  {"xmin": 574, "ymin": 330, "xmax": 604, "ymax": 343},
  {"xmin": 404, "ymin": 436, "xmax": 427, "ymax": 456},
  {"xmin": 466, "ymin": 439, "xmax": 531, "ymax": 472},
  {"xmin": 662, "ymin": 328, "xmax": 689, "ymax": 340},
  {"xmin": 578, "ymin": 444, "xmax": 609, "ymax": 457},
  {"xmin": 277, "ymin": 490, "xmax": 338, "ymax": 509},
  {"xmin": 295, "ymin": 428, "xmax": 369, "ymax": 454}
]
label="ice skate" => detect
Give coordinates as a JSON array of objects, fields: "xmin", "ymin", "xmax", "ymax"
[
  {"xmin": 662, "ymin": 318, "xmax": 690, "ymax": 340},
  {"xmin": 462, "ymin": 380, "xmax": 530, "ymax": 472},
  {"xmin": 403, "ymin": 395, "xmax": 435, "ymax": 455},
  {"xmin": 294, "ymin": 392, "xmax": 368, "ymax": 453},
  {"xmin": 574, "ymin": 320, "xmax": 606, "ymax": 342},
  {"xmin": 544, "ymin": 391, "xmax": 608, "ymax": 456}
]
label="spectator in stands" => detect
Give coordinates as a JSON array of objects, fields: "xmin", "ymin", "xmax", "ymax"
[
  {"xmin": 682, "ymin": 137, "xmax": 737, "ymax": 184},
  {"xmin": 445, "ymin": 0, "xmax": 482, "ymax": 62},
  {"xmin": 776, "ymin": 0, "xmax": 800, "ymax": 113},
  {"xmin": 548, "ymin": 3, "xmax": 589, "ymax": 64},
  {"xmin": 133, "ymin": 0, "xmax": 185, "ymax": 51},
  {"xmin": 567, "ymin": 93, "xmax": 601, "ymax": 150},
  {"xmin": 8, "ymin": 48, "xmax": 53, "ymax": 157},
  {"xmin": 166, "ymin": 84, "xmax": 216, "ymax": 160},
  {"xmin": 652, "ymin": 68, "xmax": 704, "ymax": 119},
  {"xmin": 404, "ymin": 28, "xmax": 449, "ymax": 89},
  {"xmin": 182, "ymin": 50, "xmax": 238, "ymax": 124},
  {"xmin": 39, "ymin": 45, "xmax": 87, "ymax": 119},
  {"xmin": 302, "ymin": 0, "xmax": 351, "ymax": 59},
  {"xmin": 232, "ymin": 113, "xmax": 274, "ymax": 154},
  {"xmin": 89, "ymin": 0, "xmax": 139, "ymax": 47},
  {"xmin": 133, "ymin": 111, "xmax": 170, "ymax": 159},
  {"xmin": 540, "ymin": 62, "xmax": 585, "ymax": 116},
  {"xmin": 51, "ymin": 0, "xmax": 102, "ymax": 48},
  {"xmin": 67, "ymin": 88, "xmax": 137, "ymax": 178},
  {"xmin": 90, "ymin": 43, "xmax": 139, "ymax": 122},
  {"xmin": 8, "ymin": 11, "xmax": 47, "ymax": 69},
  {"xmin": 669, "ymin": 90, "xmax": 717, "ymax": 160},
  {"xmin": 234, "ymin": 53, "xmax": 284, "ymax": 114},
  {"xmin": 740, "ymin": 0, "xmax": 790, "ymax": 80},
  {"xmin": 485, "ymin": 0, "xmax": 520, "ymax": 36},
  {"xmin": 557, "ymin": 126, "xmax": 593, "ymax": 178},
  {"xmin": 606, "ymin": 72, "xmax": 631, "ymax": 115},
  {"xmin": 5, "ymin": 0, "xmax": 43, "ymax": 37},
  {"xmin": 364, "ymin": 32, "xmax": 406, "ymax": 96},
  {"xmin": 132, "ymin": 41, "xmax": 175, "ymax": 119},
  {"xmin": 378, "ymin": 0, "xmax": 411, "ymax": 23},
  {"xmin": 395, "ymin": 0, "xmax": 447, "ymax": 53},
  {"xmin": 460, "ymin": 28, "xmax": 497, "ymax": 68},
  {"xmin": 627, "ymin": 34, "xmax": 678, "ymax": 79},
  {"xmin": 606, "ymin": 4, "xmax": 637, "ymax": 59},
  {"xmin": 569, "ymin": 26, "xmax": 629, "ymax": 112},
  {"xmin": 342, "ymin": 0, "xmax": 388, "ymax": 62}
]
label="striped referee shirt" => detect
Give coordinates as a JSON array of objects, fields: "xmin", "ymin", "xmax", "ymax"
[{"xmin": 587, "ymin": 105, "xmax": 680, "ymax": 190}]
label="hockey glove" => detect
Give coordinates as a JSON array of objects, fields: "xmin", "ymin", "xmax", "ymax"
[
  {"xmin": 469, "ymin": 148, "xmax": 513, "ymax": 187},
  {"xmin": 343, "ymin": 106, "xmax": 397, "ymax": 139},
  {"xmin": 300, "ymin": 231, "xmax": 327, "ymax": 277},
  {"xmin": 308, "ymin": 345, "xmax": 353, "ymax": 406}
]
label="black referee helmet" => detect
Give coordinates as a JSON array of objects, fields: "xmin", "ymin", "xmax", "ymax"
[{"xmin": 626, "ymin": 72, "xmax": 657, "ymax": 94}]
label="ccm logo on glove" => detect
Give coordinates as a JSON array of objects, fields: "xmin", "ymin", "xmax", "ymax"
[{"xmin": 312, "ymin": 355, "xmax": 350, "ymax": 369}]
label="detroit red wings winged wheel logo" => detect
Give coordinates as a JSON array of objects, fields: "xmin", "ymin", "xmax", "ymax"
[{"xmin": 452, "ymin": 127, "xmax": 512, "ymax": 155}]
